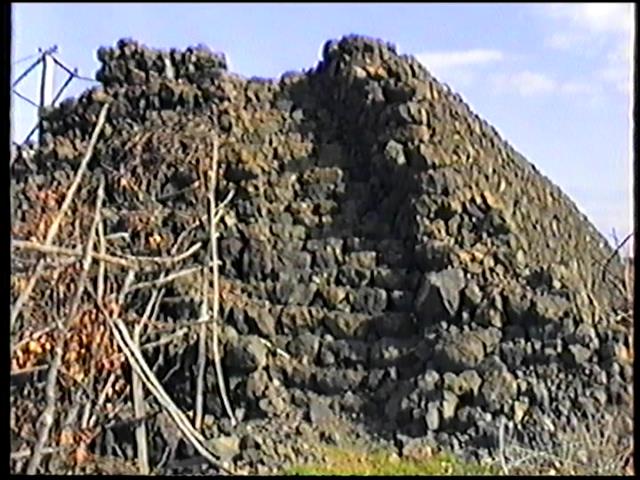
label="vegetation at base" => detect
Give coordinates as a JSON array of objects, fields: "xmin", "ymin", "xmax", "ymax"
[{"xmin": 284, "ymin": 446, "xmax": 499, "ymax": 476}]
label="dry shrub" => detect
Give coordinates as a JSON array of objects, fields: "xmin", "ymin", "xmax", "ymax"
[{"xmin": 497, "ymin": 408, "xmax": 633, "ymax": 475}]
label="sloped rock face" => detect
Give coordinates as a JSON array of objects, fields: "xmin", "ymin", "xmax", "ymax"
[{"xmin": 10, "ymin": 36, "xmax": 632, "ymax": 472}]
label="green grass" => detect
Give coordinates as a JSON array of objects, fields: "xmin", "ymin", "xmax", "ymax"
[{"xmin": 284, "ymin": 446, "xmax": 499, "ymax": 476}]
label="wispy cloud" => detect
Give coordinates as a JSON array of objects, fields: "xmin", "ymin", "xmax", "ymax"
[
  {"xmin": 416, "ymin": 49, "xmax": 504, "ymax": 71},
  {"xmin": 415, "ymin": 48, "xmax": 504, "ymax": 88},
  {"xmin": 537, "ymin": 4, "xmax": 634, "ymax": 96},
  {"xmin": 414, "ymin": 5, "xmax": 634, "ymax": 101},
  {"xmin": 559, "ymin": 80, "xmax": 599, "ymax": 96},
  {"xmin": 489, "ymin": 70, "xmax": 604, "ymax": 101},
  {"xmin": 490, "ymin": 70, "xmax": 556, "ymax": 97},
  {"xmin": 597, "ymin": 39, "xmax": 633, "ymax": 94},
  {"xmin": 544, "ymin": 31, "xmax": 592, "ymax": 50},
  {"xmin": 541, "ymin": 3, "xmax": 632, "ymax": 35}
]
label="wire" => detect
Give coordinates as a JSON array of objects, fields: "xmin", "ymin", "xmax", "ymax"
[
  {"xmin": 49, "ymin": 54, "xmax": 98, "ymax": 83},
  {"xmin": 12, "ymin": 88, "xmax": 40, "ymax": 108},
  {"xmin": 12, "ymin": 52, "xmax": 39, "ymax": 66},
  {"xmin": 11, "ymin": 56, "xmax": 43, "ymax": 89},
  {"xmin": 51, "ymin": 72, "xmax": 75, "ymax": 106}
]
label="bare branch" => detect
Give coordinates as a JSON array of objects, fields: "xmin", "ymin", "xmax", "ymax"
[
  {"xmin": 87, "ymin": 372, "xmax": 117, "ymax": 430},
  {"xmin": 213, "ymin": 189, "xmax": 236, "ymax": 223},
  {"xmin": 209, "ymin": 135, "xmax": 237, "ymax": 426},
  {"xmin": 11, "ymin": 103, "xmax": 110, "ymax": 332},
  {"xmin": 10, "ymin": 364, "xmax": 49, "ymax": 377},
  {"xmin": 139, "ymin": 328, "xmax": 189, "ymax": 351},
  {"xmin": 12, "ymin": 239, "xmax": 202, "ymax": 270},
  {"xmin": 90, "ymin": 223, "xmax": 227, "ymax": 471},
  {"xmin": 12, "ymin": 446, "xmax": 66, "ymax": 461},
  {"xmin": 26, "ymin": 177, "xmax": 105, "ymax": 474},
  {"xmin": 102, "ymin": 277, "xmax": 229, "ymax": 472},
  {"xmin": 97, "ymin": 213, "xmax": 106, "ymax": 301},
  {"xmin": 194, "ymin": 273, "xmax": 207, "ymax": 431},
  {"xmin": 602, "ymin": 231, "xmax": 634, "ymax": 281},
  {"xmin": 12, "ymin": 239, "xmax": 135, "ymax": 268},
  {"xmin": 499, "ymin": 416, "xmax": 509, "ymax": 475},
  {"xmin": 128, "ymin": 266, "xmax": 202, "ymax": 292},
  {"xmin": 114, "ymin": 241, "xmax": 203, "ymax": 266},
  {"xmin": 132, "ymin": 322, "xmax": 150, "ymax": 475},
  {"xmin": 146, "ymin": 315, "xmax": 217, "ymax": 332}
]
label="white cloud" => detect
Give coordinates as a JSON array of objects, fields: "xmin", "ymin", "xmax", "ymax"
[
  {"xmin": 544, "ymin": 31, "xmax": 590, "ymax": 50},
  {"xmin": 598, "ymin": 37, "xmax": 633, "ymax": 94},
  {"xmin": 416, "ymin": 49, "xmax": 504, "ymax": 71},
  {"xmin": 538, "ymin": 3, "xmax": 633, "ymax": 54},
  {"xmin": 559, "ymin": 81, "xmax": 597, "ymax": 95},
  {"xmin": 537, "ymin": 4, "xmax": 634, "ymax": 96},
  {"xmin": 489, "ymin": 71, "xmax": 605, "ymax": 101},
  {"xmin": 415, "ymin": 49, "xmax": 504, "ymax": 90},
  {"xmin": 542, "ymin": 3, "xmax": 633, "ymax": 35},
  {"xmin": 490, "ymin": 71, "xmax": 557, "ymax": 96},
  {"xmin": 438, "ymin": 69, "xmax": 477, "ymax": 89}
]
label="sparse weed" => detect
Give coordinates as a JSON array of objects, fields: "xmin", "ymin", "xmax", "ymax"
[{"xmin": 285, "ymin": 446, "xmax": 498, "ymax": 476}]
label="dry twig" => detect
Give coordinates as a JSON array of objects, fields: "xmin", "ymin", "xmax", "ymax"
[
  {"xmin": 496, "ymin": 408, "xmax": 633, "ymax": 475},
  {"xmin": 498, "ymin": 416, "xmax": 508, "ymax": 475},
  {"xmin": 11, "ymin": 103, "xmax": 110, "ymax": 332},
  {"xmin": 602, "ymin": 231, "xmax": 634, "ymax": 281},
  {"xmin": 80, "ymin": 207, "xmax": 109, "ymax": 432},
  {"xmin": 85, "ymin": 222, "xmax": 199, "ymax": 434},
  {"xmin": 102, "ymin": 271, "xmax": 229, "ymax": 472},
  {"xmin": 208, "ymin": 136, "xmax": 237, "ymax": 426},
  {"xmin": 12, "ymin": 239, "xmax": 135, "ymax": 268},
  {"xmin": 128, "ymin": 266, "xmax": 202, "ymax": 292},
  {"xmin": 10, "ymin": 364, "xmax": 49, "ymax": 377},
  {"xmin": 132, "ymin": 321, "xmax": 149, "ymax": 475},
  {"xmin": 24, "ymin": 348, "xmax": 63, "ymax": 475},
  {"xmin": 139, "ymin": 328, "xmax": 189, "ymax": 351},
  {"xmin": 12, "ymin": 239, "xmax": 203, "ymax": 270},
  {"xmin": 130, "ymin": 265, "xmax": 173, "ymax": 475},
  {"xmin": 194, "ymin": 273, "xmax": 208, "ymax": 431},
  {"xmin": 91, "ymin": 223, "xmax": 227, "ymax": 471},
  {"xmin": 26, "ymin": 177, "xmax": 105, "ymax": 474},
  {"xmin": 87, "ymin": 372, "xmax": 117, "ymax": 430},
  {"xmin": 12, "ymin": 446, "xmax": 66, "ymax": 461},
  {"xmin": 96, "ymin": 215, "xmax": 106, "ymax": 301},
  {"xmin": 114, "ymin": 241, "xmax": 202, "ymax": 266}
]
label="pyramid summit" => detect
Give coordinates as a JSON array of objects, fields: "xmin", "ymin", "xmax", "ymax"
[{"xmin": 11, "ymin": 35, "xmax": 632, "ymax": 474}]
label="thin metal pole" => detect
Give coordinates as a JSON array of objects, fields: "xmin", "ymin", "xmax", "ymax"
[
  {"xmin": 38, "ymin": 52, "xmax": 48, "ymax": 146},
  {"xmin": 51, "ymin": 72, "xmax": 75, "ymax": 107},
  {"xmin": 43, "ymin": 54, "xmax": 54, "ymax": 107},
  {"xmin": 49, "ymin": 54, "xmax": 97, "ymax": 83},
  {"xmin": 11, "ymin": 56, "xmax": 42, "ymax": 89}
]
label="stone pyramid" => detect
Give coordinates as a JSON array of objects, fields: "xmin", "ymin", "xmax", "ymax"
[{"xmin": 10, "ymin": 35, "xmax": 632, "ymax": 473}]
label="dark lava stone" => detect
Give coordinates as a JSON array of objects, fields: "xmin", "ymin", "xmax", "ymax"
[{"xmin": 351, "ymin": 287, "xmax": 388, "ymax": 314}]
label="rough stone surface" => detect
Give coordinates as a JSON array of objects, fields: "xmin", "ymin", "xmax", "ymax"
[
  {"xmin": 415, "ymin": 268, "xmax": 466, "ymax": 323},
  {"xmin": 433, "ymin": 331, "xmax": 487, "ymax": 372},
  {"xmin": 226, "ymin": 335, "xmax": 269, "ymax": 373},
  {"xmin": 208, "ymin": 435, "xmax": 242, "ymax": 462},
  {"xmin": 10, "ymin": 35, "xmax": 632, "ymax": 474}
]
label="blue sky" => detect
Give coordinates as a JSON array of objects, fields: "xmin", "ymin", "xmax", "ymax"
[{"xmin": 11, "ymin": 3, "xmax": 634, "ymax": 250}]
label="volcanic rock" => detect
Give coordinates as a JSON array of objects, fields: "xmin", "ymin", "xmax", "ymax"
[{"xmin": 10, "ymin": 34, "xmax": 632, "ymax": 474}]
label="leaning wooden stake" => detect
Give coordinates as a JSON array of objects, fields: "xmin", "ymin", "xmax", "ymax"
[
  {"xmin": 209, "ymin": 136, "xmax": 237, "ymax": 426},
  {"xmin": 26, "ymin": 177, "xmax": 105, "ymax": 474},
  {"xmin": 11, "ymin": 102, "xmax": 110, "ymax": 333},
  {"xmin": 194, "ymin": 273, "xmax": 208, "ymax": 431},
  {"xmin": 132, "ymin": 320, "xmax": 150, "ymax": 475},
  {"xmin": 103, "ymin": 271, "xmax": 230, "ymax": 473}
]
